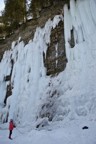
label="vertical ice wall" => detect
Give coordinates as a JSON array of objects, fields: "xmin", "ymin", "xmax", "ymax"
[
  {"xmin": 0, "ymin": 15, "xmax": 63, "ymax": 124},
  {"xmin": 64, "ymin": 0, "xmax": 96, "ymax": 106},
  {"xmin": 64, "ymin": 0, "xmax": 96, "ymax": 62},
  {"xmin": 0, "ymin": 51, "xmax": 12, "ymax": 103}
]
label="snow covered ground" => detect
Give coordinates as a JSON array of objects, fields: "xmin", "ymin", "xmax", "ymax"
[
  {"xmin": 0, "ymin": 0, "xmax": 96, "ymax": 143},
  {"xmin": 0, "ymin": 119, "xmax": 96, "ymax": 144}
]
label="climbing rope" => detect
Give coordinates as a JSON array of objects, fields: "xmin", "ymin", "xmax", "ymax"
[{"xmin": 15, "ymin": 127, "xmax": 25, "ymax": 134}]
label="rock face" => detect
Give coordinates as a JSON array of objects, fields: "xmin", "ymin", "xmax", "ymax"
[
  {"xmin": 30, "ymin": 0, "xmax": 70, "ymax": 19},
  {"xmin": 4, "ymin": 59, "xmax": 14, "ymax": 104},
  {"xmin": 45, "ymin": 21, "xmax": 67, "ymax": 75}
]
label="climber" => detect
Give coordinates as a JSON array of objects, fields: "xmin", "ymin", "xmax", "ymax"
[{"xmin": 8, "ymin": 119, "xmax": 15, "ymax": 139}]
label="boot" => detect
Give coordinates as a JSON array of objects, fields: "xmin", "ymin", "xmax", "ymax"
[{"xmin": 9, "ymin": 136, "xmax": 12, "ymax": 140}]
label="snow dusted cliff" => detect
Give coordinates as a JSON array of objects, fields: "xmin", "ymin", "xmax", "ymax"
[{"xmin": 0, "ymin": 0, "xmax": 96, "ymax": 134}]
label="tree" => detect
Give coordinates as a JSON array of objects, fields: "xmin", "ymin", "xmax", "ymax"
[
  {"xmin": 3, "ymin": 0, "xmax": 27, "ymax": 30},
  {"xmin": 29, "ymin": 0, "xmax": 41, "ymax": 18},
  {"xmin": 29, "ymin": 0, "xmax": 53, "ymax": 19}
]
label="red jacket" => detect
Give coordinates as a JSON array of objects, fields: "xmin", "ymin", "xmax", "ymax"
[{"xmin": 9, "ymin": 121, "xmax": 15, "ymax": 130}]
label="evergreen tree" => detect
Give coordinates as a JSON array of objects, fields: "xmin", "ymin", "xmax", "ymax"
[
  {"xmin": 3, "ymin": 0, "xmax": 27, "ymax": 29},
  {"xmin": 29, "ymin": 0, "xmax": 53, "ymax": 19},
  {"xmin": 29, "ymin": 0, "xmax": 41, "ymax": 18}
]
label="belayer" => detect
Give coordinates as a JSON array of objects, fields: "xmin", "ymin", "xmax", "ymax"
[{"xmin": 8, "ymin": 119, "xmax": 16, "ymax": 139}]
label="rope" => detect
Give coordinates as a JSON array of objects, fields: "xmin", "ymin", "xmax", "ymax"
[
  {"xmin": 15, "ymin": 127, "xmax": 25, "ymax": 134},
  {"xmin": 15, "ymin": 126, "xmax": 33, "ymax": 135}
]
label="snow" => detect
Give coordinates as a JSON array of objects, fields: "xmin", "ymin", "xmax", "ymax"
[
  {"xmin": 0, "ymin": 0, "xmax": 96, "ymax": 143},
  {"xmin": 0, "ymin": 119, "xmax": 96, "ymax": 144},
  {"xmin": 55, "ymin": 43, "xmax": 58, "ymax": 67}
]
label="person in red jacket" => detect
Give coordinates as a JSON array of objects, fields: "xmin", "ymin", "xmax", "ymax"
[{"xmin": 8, "ymin": 119, "xmax": 15, "ymax": 139}]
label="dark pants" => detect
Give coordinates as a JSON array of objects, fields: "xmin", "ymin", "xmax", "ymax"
[{"xmin": 9, "ymin": 130, "xmax": 12, "ymax": 138}]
